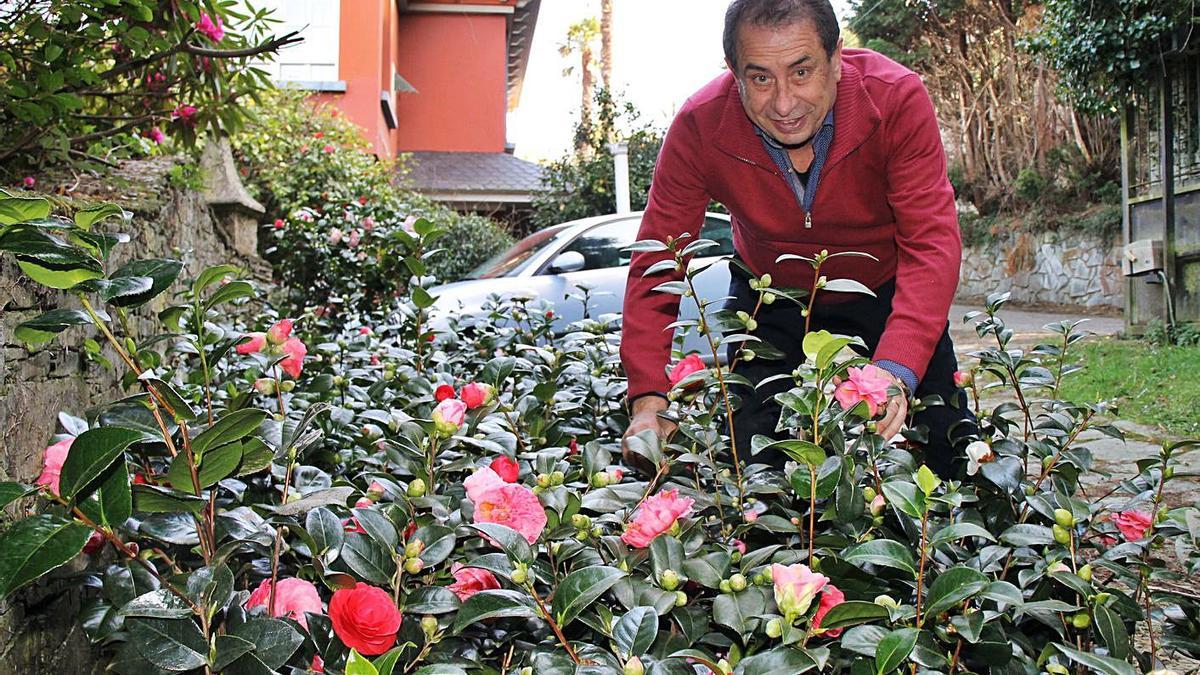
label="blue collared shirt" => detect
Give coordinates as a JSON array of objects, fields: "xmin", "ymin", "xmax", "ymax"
[{"xmin": 753, "ymin": 111, "xmax": 919, "ymax": 393}]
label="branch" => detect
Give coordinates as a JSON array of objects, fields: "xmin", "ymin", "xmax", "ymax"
[
  {"xmin": 181, "ymin": 30, "xmax": 304, "ymax": 58},
  {"xmin": 69, "ymin": 114, "xmax": 156, "ymax": 146}
]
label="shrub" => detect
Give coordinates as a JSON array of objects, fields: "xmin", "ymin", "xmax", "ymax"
[
  {"xmin": 233, "ymin": 88, "xmax": 512, "ymax": 311},
  {"xmin": 1, "ymin": 192, "xmax": 1198, "ymax": 673}
]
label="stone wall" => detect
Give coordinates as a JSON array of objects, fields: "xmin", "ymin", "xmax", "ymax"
[
  {"xmin": 0, "ymin": 154, "xmax": 268, "ymax": 674},
  {"xmin": 958, "ymin": 230, "xmax": 1123, "ymax": 310}
]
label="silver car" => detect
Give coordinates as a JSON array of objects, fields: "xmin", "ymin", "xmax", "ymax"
[{"xmin": 429, "ymin": 212, "xmax": 735, "ymax": 353}]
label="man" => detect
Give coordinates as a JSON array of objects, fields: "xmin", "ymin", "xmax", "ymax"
[{"xmin": 620, "ymin": 0, "xmax": 973, "ymax": 477}]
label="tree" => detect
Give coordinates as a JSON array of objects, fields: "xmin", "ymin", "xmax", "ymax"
[
  {"xmin": 559, "ymin": 18, "xmax": 601, "ymax": 152},
  {"xmin": 0, "ymin": 0, "xmax": 297, "ymax": 172},
  {"xmin": 600, "ymin": 0, "xmax": 614, "ymax": 93}
]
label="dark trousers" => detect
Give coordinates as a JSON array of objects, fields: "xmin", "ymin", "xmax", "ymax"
[{"xmin": 724, "ymin": 273, "xmax": 976, "ymax": 478}]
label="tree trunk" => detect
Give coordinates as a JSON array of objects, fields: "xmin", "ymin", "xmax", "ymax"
[{"xmin": 601, "ymin": 0, "xmax": 613, "ymax": 93}]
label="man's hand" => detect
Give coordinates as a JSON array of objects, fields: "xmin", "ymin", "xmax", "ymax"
[
  {"xmin": 622, "ymin": 395, "xmax": 676, "ymax": 473},
  {"xmin": 876, "ymin": 371, "xmax": 909, "ymax": 440}
]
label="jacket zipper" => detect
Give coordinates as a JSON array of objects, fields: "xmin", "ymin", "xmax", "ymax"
[{"xmin": 732, "ymin": 154, "xmax": 814, "ymax": 229}]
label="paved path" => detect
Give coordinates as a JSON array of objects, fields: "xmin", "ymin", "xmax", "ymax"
[{"xmin": 948, "ymin": 303, "xmax": 1124, "ymax": 352}]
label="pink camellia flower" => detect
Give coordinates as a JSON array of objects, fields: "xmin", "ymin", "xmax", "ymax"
[
  {"xmin": 329, "ymin": 228, "xmax": 343, "ymax": 245},
  {"xmin": 460, "ymin": 382, "xmax": 495, "ymax": 409},
  {"xmin": 280, "ymin": 338, "xmax": 307, "ymax": 378},
  {"xmin": 36, "ymin": 437, "xmax": 73, "ymax": 496},
  {"xmin": 811, "ymin": 584, "xmax": 846, "ymax": 637},
  {"xmin": 401, "ymin": 215, "xmax": 418, "ymax": 235},
  {"xmin": 743, "ymin": 510, "xmax": 759, "ymax": 523},
  {"xmin": 323, "ymin": 144, "xmax": 335, "ymax": 153},
  {"xmin": 1113, "ymin": 509, "xmax": 1153, "ymax": 541},
  {"xmin": 171, "ymin": 104, "xmax": 198, "ymax": 124},
  {"xmin": 464, "ymin": 467, "xmax": 505, "ymax": 503},
  {"xmin": 434, "ymin": 384, "xmax": 457, "ymax": 402},
  {"xmin": 362, "ymin": 217, "xmax": 375, "ymax": 231},
  {"xmin": 869, "ymin": 494, "xmax": 886, "ymax": 516},
  {"xmin": 195, "ymin": 13, "xmax": 225, "ymax": 42},
  {"xmin": 367, "ymin": 481, "xmax": 386, "ymax": 498},
  {"xmin": 358, "ymin": 195, "xmax": 368, "ymax": 205},
  {"xmin": 343, "ymin": 517, "xmax": 366, "ymax": 534},
  {"xmin": 668, "ymin": 354, "xmax": 705, "ymax": 388},
  {"xmin": 834, "ymin": 364, "xmax": 893, "ymax": 416},
  {"xmin": 447, "ymin": 562, "xmax": 500, "ymax": 601},
  {"xmin": 266, "ymin": 318, "xmax": 294, "ymax": 345},
  {"xmin": 273, "ymin": 218, "xmax": 285, "ymax": 229},
  {"xmin": 732, "ymin": 539, "xmax": 747, "ymax": 555},
  {"xmin": 359, "ymin": 326, "xmax": 371, "ymax": 336},
  {"xmin": 347, "ymin": 230, "xmax": 361, "ymax": 248},
  {"xmin": 431, "ymin": 398, "xmax": 467, "ymax": 437},
  {"xmin": 621, "ymin": 489, "xmax": 695, "ymax": 548},
  {"xmin": 354, "ymin": 497, "xmax": 373, "ymax": 508},
  {"xmin": 22, "ymin": 176, "xmax": 35, "ymax": 188},
  {"xmin": 236, "ymin": 332, "xmax": 266, "ymax": 355},
  {"xmin": 472, "ymin": 483, "xmax": 547, "ymax": 544},
  {"xmin": 489, "ymin": 456, "xmax": 519, "ymax": 483},
  {"xmin": 245, "ymin": 577, "xmax": 324, "ymax": 629},
  {"xmin": 771, "ymin": 563, "xmax": 829, "ymax": 618},
  {"xmin": 312, "ymin": 655, "xmax": 325, "ymax": 672},
  {"xmin": 953, "ymin": 370, "xmax": 973, "ymax": 388}
]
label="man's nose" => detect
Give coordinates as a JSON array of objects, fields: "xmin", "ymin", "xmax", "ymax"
[{"xmin": 771, "ymin": 83, "xmax": 799, "ymax": 117}]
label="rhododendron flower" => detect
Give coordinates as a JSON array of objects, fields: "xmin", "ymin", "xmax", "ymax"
[
  {"xmin": 432, "ymin": 398, "xmax": 467, "ymax": 437},
  {"xmin": 329, "ymin": 583, "xmax": 402, "ymax": 655},
  {"xmin": 464, "ymin": 467, "xmax": 505, "ymax": 503},
  {"xmin": 36, "ymin": 437, "xmax": 73, "ymax": 496},
  {"xmin": 245, "ymin": 577, "xmax": 323, "ymax": 629},
  {"xmin": 434, "ymin": 384, "xmax": 456, "ymax": 402},
  {"xmin": 772, "ymin": 563, "xmax": 829, "ymax": 618},
  {"xmin": 172, "ymin": 104, "xmax": 198, "ymax": 124},
  {"xmin": 472, "ymin": 483, "xmax": 547, "ymax": 543},
  {"xmin": 964, "ymin": 440, "xmax": 995, "ymax": 476},
  {"xmin": 144, "ymin": 127, "xmax": 165, "ymax": 144},
  {"xmin": 834, "ymin": 364, "xmax": 893, "ymax": 416},
  {"xmin": 447, "ymin": 562, "xmax": 500, "ymax": 601},
  {"xmin": 460, "ymin": 382, "xmax": 495, "ymax": 409},
  {"xmin": 236, "ymin": 333, "xmax": 266, "ymax": 355},
  {"xmin": 811, "ymin": 585, "xmax": 846, "ymax": 637},
  {"xmin": 266, "ymin": 318, "xmax": 294, "ymax": 345},
  {"xmin": 668, "ymin": 354, "xmax": 705, "ymax": 387},
  {"xmin": 280, "ymin": 338, "xmax": 307, "ymax": 378},
  {"xmin": 195, "ymin": 13, "xmax": 225, "ymax": 42},
  {"xmin": 621, "ymin": 489, "xmax": 695, "ymax": 548},
  {"xmin": 22, "ymin": 176, "xmax": 35, "ymax": 188},
  {"xmin": 489, "ymin": 455, "xmax": 519, "ymax": 483},
  {"xmin": 1113, "ymin": 509, "xmax": 1153, "ymax": 541}
]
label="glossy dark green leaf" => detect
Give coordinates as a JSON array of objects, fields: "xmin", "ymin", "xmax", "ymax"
[
  {"xmin": 118, "ymin": 589, "xmax": 193, "ymax": 619},
  {"xmin": 354, "ymin": 507, "xmax": 398, "ymax": 549},
  {"xmin": 614, "ymin": 606, "xmax": 658, "ymax": 658},
  {"xmin": 1093, "ymin": 604, "xmax": 1130, "ymax": 660},
  {"xmin": 0, "ymin": 514, "xmax": 93, "ymax": 596},
  {"xmin": 467, "ymin": 522, "xmax": 531, "ymax": 563},
  {"xmin": 132, "ymin": 484, "xmax": 208, "ymax": 514},
  {"xmin": 928, "ymin": 522, "xmax": 998, "ymax": 548},
  {"xmin": 0, "ymin": 481, "xmax": 36, "ymax": 509},
  {"xmin": 57, "ymin": 426, "xmax": 142, "ymax": 502},
  {"xmin": 552, "ymin": 565, "xmax": 626, "ymax": 626},
  {"xmin": 101, "ymin": 275, "xmax": 154, "ymax": 303},
  {"xmin": 190, "ymin": 408, "xmax": 268, "ymax": 456},
  {"xmin": 404, "ymin": 586, "xmax": 461, "ymax": 615},
  {"xmin": 192, "ymin": 264, "xmax": 242, "ymax": 297},
  {"xmin": 818, "ymin": 600, "xmax": 889, "ymax": 630},
  {"xmin": 734, "ymin": 647, "xmax": 818, "ymax": 675},
  {"xmin": 411, "ymin": 285, "xmax": 435, "ymax": 309},
  {"xmin": 650, "ymin": 535, "xmax": 684, "ymax": 579},
  {"xmin": 107, "ymin": 258, "xmax": 183, "ymax": 308},
  {"xmin": 204, "ymin": 280, "xmax": 255, "ymax": 311},
  {"xmin": 414, "ymin": 525, "xmax": 456, "ymax": 567},
  {"xmin": 213, "ymin": 634, "xmax": 256, "ymax": 670},
  {"xmin": 880, "ymin": 481, "xmax": 925, "ymax": 519},
  {"xmin": 94, "ymin": 459, "xmax": 132, "ymax": 526},
  {"xmin": 13, "ymin": 308, "xmax": 93, "ymax": 345},
  {"xmin": 342, "ymin": 532, "xmax": 394, "ymax": 585},
  {"xmin": 129, "ymin": 617, "xmax": 208, "ymax": 671},
  {"xmin": 0, "ymin": 225, "xmax": 103, "ymax": 288},
  {"xmin": 452, "ymin": 589, "xmax": 538, "ymax": 632},
  {"xmin": 139, "ymin": 377, "xmax": 199, "ymax": 422},
  {"xmin": 306, "ymin": 507, "xmax": 345, "ymax": 558},
  {"xmin": 999, "ymin": 524, "xmax": 1056, "ymax": 547},
  {"xmin": 186, "ymin": 564, "xmax": 234, "ymax": 618},
  {"xmin": 165, "ymin": 441, "xmax": 243, "ymax": 494},
  {"xmin": 1054, "ymin": 643, "xmax": 1135, "ymax": 675},
  {"xmin": 843, "ymin": 539, "xmax": 917, "ymax": 578},
  {"xmin": 923, "ymin": 567, "xmax": 987, "ymax": 618},
  {"xmin": 875, "ymin": 628, "xmax": 919, "ymax": 674},
  {"xmin": 273, "ymin": 487, "xmax": 356, "ymax": 516},
  {"xmin": 229, "ymin": 618, "xmax": 303, "ymax": 670}
]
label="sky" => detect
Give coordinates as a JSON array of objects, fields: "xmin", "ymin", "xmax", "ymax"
[{"xmin": 507, "ymin": 0, "xmax": 854, "ymax": 162}]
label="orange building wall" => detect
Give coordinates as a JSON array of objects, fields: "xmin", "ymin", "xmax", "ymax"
[{"xmin": 392, "ymin": 13, "xmax": 509, "ymax": 153}]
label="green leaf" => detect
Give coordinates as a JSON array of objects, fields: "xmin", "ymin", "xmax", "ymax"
[
  {"xmin": 17, "ymin": 256, "xmax": 105, "ymax": 289},
  {"xmin": 0, "ymin": 482, "xmax": 36, "ymax": 509},
  {"xmin": 342, "ymin": 533, "xmax": 394, "ymax": 585},
  {"xmin": 614, "ymin": 606, "xmax": 659, "ymax": 658},
  {"xmin": 764, "ymin": 438, "xmax": 826, "ymax": 467},
  {"xmin": 411, "ymin": 285, "xmax": 435, "ymax": 309},
  {"xmin": 843, "ymin": 539, "xmax": 917, "ymax": 578},
  {"xmin": 915, "ymin": 465, "xmax": 940, "ymax": 496},
  {"xmin": 74, "ymin": 203, "xmax": 126, "ymax": 230},
  {"xmin": 817, "ymin": 600, "xmax": 889, "ymax": 630},
  {"xmin": 132, "ymin": 484, "xmax": 208, "ymax": 514},
  {"xmin": 229, "ymin": 618, "xmax": 303, "ymax": 670},
  {"xmin": 404, "ymin": 587, "xmax": 461, "ymax": 615},
  {"xmin": 213, "ymin": 635, "xmax": 256, "ymax": 671},
  {"xmin": 58, "ymin": 426, "xmax": 142, "ymax": 502},
  {"xmin": 191, "ymin": 409, "xmax": 268, "ymax": 456},
  {"xmin": 880, "ymin": 481, "xmax": 924, "ymax": 519},
  {"xmin": 187, "ymin": 564, "xmax": 234, "ymax": 620},
  {"xmin": 0, "ymin": 514, "xmax": 93, "ymax": 596},
  {"xmin": 413, "ymin": 525, "xmax": 456, "ymax": 567},
  {"xmin": 129, "ymin": 617, "xmax": 208, "ymax": 671},
  {"xmin": 119, "ymin": 589, "xmax": 193, "ymax": 619},
  {"xmin": 204, "ymin": 280, "xmax": 255, "ymax": 311},
  {"xmin": 107, "ymin": 259, "xmax": 183, "ymax": 308},
  {"xmin": 306, "ymin": 507, "xmax": 345, "ymax": 558},
  {"xmin": 347, "ymin": 649, "xmax": 380, "ymax": 675},
  {"xmin": 875, "ymin": 628, "xmax": 919, "ymax": 674},
  {"xmin": 140, "ymin": 377, "xmax": 199, "ymax": 422},
  {"xmin": 735, "ymin": 647, "xmax": 818, "ymax": 675},
  {"xmin": 650, "ymin": 535, "xmax": 684, "ymax": 579},
  {"xmin": 1054, "ymin": 643, "xmax": 1136, "ymax": 675},
  {"xmin": 101, "ymin": 276, "xmax": 154, "ymax": 303},
  {"xmin": 0, "ymin": 191, "xmax": 51, "ymax": 224},
  {"xmin": 789, "ymin": 455, "xmax": 841, "ymax": 499},
  {"xmin": 0, "ymin": 225, "xmax": 103, "ymax": 288},
  {"xmin": 822, "ymin": 278, "xmax": 876, "ymax": 296},
  {"xmin": 192, "ymin": 264, "xmax": 241, "ymax": 297},
  {"xmin": 923, "ymin": 567, "xmax": 987, "ymax": 618},
  {"xmin": 712, "ymin": 587, "xmax": 768, "ymax": 637},
  {"xmin": 801, "ymin": 329, "xmax": 834, "ymax": 362},
  {"xmin": 14, "ymin": 308, "xmax": 94, "ymax": 345},
  {"xmin": 467, "ymin": 522, "xmax": 532, "ymax": 564},
  {"xmin": 373, "ymin": 647, "xmax": 406, "ymax": 675},
  {"xmin": 929, "ymin": 522, "xmax": 998, "ymax": 548},
  {"xmin": 452, "ymin": 589, "xmax": 538, "ymax": 632},
  {"xmin": 551, "ymin": 565, "xmax": 626, "ymax": 626},
  {"xmin": 165, "ymin": 441, "xmax": 243, "ymax": 495},
  {"xmin": 1093, "ymin": 604, "xmax": 1130, "ymax": 660},
  {"xmin": 999, "ymin": 524, "xmax": 1056, "ymax": 547},
  {"xmin": 94, "ymin": 459, "xmax": 132, "ymax": 526}
]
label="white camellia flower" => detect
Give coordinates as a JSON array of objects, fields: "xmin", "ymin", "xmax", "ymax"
[{"xmin": 965, "ymin": 440, "xmax": 996, "ymax": 476}]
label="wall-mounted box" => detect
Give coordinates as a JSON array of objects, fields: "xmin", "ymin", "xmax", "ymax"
[{"xmin": 1123, "ymin": 239, "xmax": 1164, "ymax": 277}]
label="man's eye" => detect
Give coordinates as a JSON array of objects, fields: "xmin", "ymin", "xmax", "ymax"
[
  {"xmin": 753, "ymin": 75, "xmax": 770, "ymax": 84},
  {"xmin": 795, "ymin": 69, "xmax": 809, "ymax": 78}
]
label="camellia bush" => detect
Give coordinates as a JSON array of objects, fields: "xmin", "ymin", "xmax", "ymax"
[{"xmin": 1, "ymin": 186, "xmax": 1199, "ymax": 675}]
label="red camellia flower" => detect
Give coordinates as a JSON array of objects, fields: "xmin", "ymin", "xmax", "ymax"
[
  {"xmin": 621, "ymin": 489, "xmax": 694, "ymax": 548},
  {"xmin": 311, "ymin": 655, "xmax": 324, "ymax": 672},
  {"xmin": 489, "ymin": 456, "xmax": 519, "ymax": 483},
  {"xmin": 434, "ymin": 384, "xmax": 457, "ymax": 402},
  {"xmin": 1113, "ymin": 509, "xmax": 1153, "ymax": 541},
  {"xmin": 329, "ymin": 583, "xmax": 403, "ymax": 656},
  {"xmin": 280, "ymin": 338, "xmax": 307, "ymax": 378},
  {"xmin": 236, "ymin": 333, "xmax": 266, "ymax": 355},
  {"xmin": 811, "ymin": 584, "xmax": 846, "ymax": 637},
  {"xmin": 668, "ymin": 354, "xmax": 705, "ymax": 388},
  {"xmin": 245, "ymin": 577, "xmax": 324, "ymax": 629},
  {"xmin": 36, "ymin": 437, "xmax": 73, "ymax": 496},
  {"xmin": 460, "ymin": 382, "xmax": 495, "ymax": 409},
  {"xmin": 446, "ymin": 562, "xmax": 500, "ymax": 601},
  {"xmin": 567, "ymin": 438, "xmax": 579, "ymax": 455}
]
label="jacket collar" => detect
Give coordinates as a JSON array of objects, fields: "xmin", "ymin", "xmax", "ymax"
[{"xmin": 712, "ymin": 57, "xmax": 881, "ymax": 170}]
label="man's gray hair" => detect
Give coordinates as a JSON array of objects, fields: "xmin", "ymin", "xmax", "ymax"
[{"xmin": 723, "ymin": 0, "xmax": 840, "ymax": 69}]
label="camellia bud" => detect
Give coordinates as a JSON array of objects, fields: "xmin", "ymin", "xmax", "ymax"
[
  {"xmin": 729, "ymin": 573, "xmax": 748, "ymax": 592},
  {"xmin": 870, "ymin": 494, "xmax": 886, "ymax": 516},
  {"xmin": 420, "ymin": 615, "xmax": 439, "ymax": 637},
  {"xmin": 1078, "ymin": 564, "xmax": 1093, "ymax": 582},
  {"xmin": 659, "ymin": 569, "xmax": 681, "ymax": 591},
  {"xmin": 1046, "ymin": 664, "xmax": 1070, "ymax": 675},
  {"xmin": 765, "ymin": 618, "xmax": 783, "ymax": 638},
  {"xmin": 1052, "ymin": 524, "xmax": 1071, "ymax": 545},
  {"xmin": 760, "ymin": 566, "xmax": 773, "ymax": 583},
  {"xmin": 536, "ymin": 473, "xmax": 551, "ymax": 488},
  {"xmin": 404, "ymin": 557, "xmax": 425, "ymax": 574},
  {"xmin": 623, "ymin": 656, "xmax": 645, "ymax": 675},
  {"xmin": 549, "ymin": 470, "xmax": 565, "ymax": 486},
  {"xmin": 719, "ymin": 580, "xmax": 732, "ymax": 593},
  {"xmin": 407, "ymin": 478, "xmax": 427, "ymax": 498},
  {"xmin": 590, "ymin": 525, "xmax": 603, "ymax": 538},
  {"xmin": 762, "ymin": 292, "xmax": 776, "ymax": 304},
  {"xmin": 862, "ymin": 486, "xmax": 877, "ymax": 501},
  {"xmin": 1054, "ymin": 508, "xmax": 1076, "ymax": 528},
  {"xmin": 1071, "ymin": 612, "xmax": 1091, "ymax": 629},
  {"xmin": 591, "ymin": 471, "xmax": 610, "ymax": 488},
  {"xmin": 571, "ymin": 514, "xmax": 591, "ymax": 530},
  {"xmin": 253, "ymin": 378, "xmax": 276, "ymax": 395},
  {"xmin": 404, "ymin": 539, "xmax": 425, "ymax": 558},
  {"xmin": 511, "ymin": 564, "xmax": 529, "ymax": 584},
  {"xmin": 874, "ymin": 594, "xmax": 899, "ymax": 609},
  {"xmin": 1093, "ymin": 592, "xmax": 1111, "ymax": 604},
  {"xmin": 279, "ymin": 379, "xmax": 296, "ymax": 392},
  {"xmin": 674, "ymin": 590, "xmax": 688, "ymax": 607}
]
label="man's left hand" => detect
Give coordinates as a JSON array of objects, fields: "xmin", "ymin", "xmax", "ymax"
[{"xmin": 877, "ymin": 371, "xmax": 909, "ymax": 439}]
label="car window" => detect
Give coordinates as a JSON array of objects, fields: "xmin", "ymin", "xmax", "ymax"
[
  {"xmin": 699, "ymin": 216, "xmax": 735, "ymax": 256},
  {"xmin": 467, "ymin": 224, "xmax": 572, "ymax": 279},
  {"xmin": 560, "ymin": 218, "xmax": 641, "ymax": 271}
]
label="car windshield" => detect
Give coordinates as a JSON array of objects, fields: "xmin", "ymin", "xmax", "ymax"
[{"xmin": 466, "ymin": 225, "xmax": 573, "ymax": 279}]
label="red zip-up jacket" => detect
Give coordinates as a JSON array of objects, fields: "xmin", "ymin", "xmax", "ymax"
[{"xmin": 620, "ymin": 49, "xmax": 961, "ymax": 401}]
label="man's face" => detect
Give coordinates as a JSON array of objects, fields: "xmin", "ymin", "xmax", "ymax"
[{"xmin": 730, "ymin": 19, "xmax": 842, "ymax": 147}]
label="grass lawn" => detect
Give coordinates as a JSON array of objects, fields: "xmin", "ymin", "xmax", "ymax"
[{"xmin": 1058, "ymin": 336, "xmax": 1200, "ymax": 438}]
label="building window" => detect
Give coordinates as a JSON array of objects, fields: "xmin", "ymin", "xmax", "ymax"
[{"xmin": 255, "ymin": 0, "xmax": 341, "ymax": 85}]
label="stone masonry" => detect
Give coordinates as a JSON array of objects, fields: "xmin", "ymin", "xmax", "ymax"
[{"xmin": 958, "ymin": 231, "xmax": 1123, "ymax": 310}]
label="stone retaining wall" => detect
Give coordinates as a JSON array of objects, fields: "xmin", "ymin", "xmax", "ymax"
[
  {"xmin": 958, "ymin": 231, "xmax": 1123, "ymax": 310},
  {"xmin": 0, "ymin": 154, "xmax": 268, "ymax": 674}
]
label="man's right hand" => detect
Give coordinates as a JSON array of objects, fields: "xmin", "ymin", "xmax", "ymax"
[{"xmin": 621, "ymin": 395, "xmax": 676, "ymax": 473}]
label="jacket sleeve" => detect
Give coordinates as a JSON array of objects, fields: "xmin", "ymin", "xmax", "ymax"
[
  {"xmin": 873, "ymin": 74, "xmax": 962, "ymax": 383},
  {"xmin": 620, "ymin": 107, "xmax": 712, "ymax": 400}
]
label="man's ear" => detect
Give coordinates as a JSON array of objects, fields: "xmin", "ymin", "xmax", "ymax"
[{"xmin": 831, "ymin": 38, "xmax": 844, "ymax": 82}]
